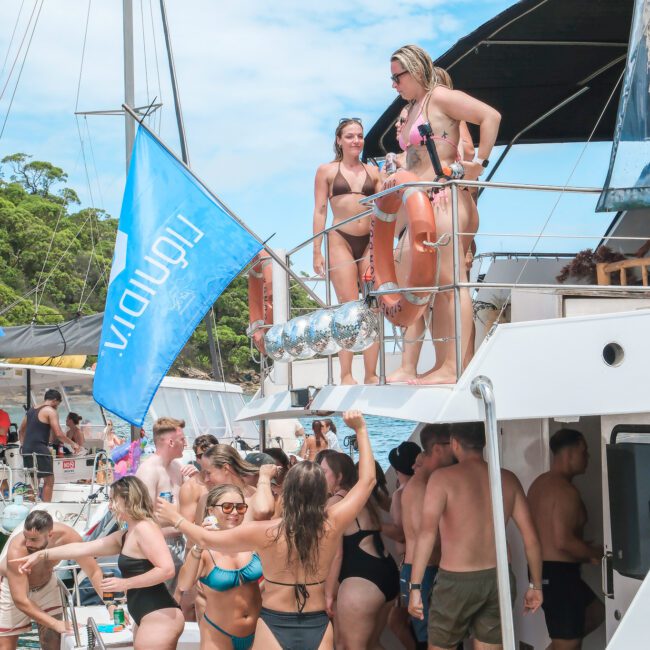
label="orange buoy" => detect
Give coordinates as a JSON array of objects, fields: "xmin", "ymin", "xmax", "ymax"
[
  {"xmin": 369, "ymin": 170, "xmax": 437, "ymax": 327},
  {"xmin": 247, "ymin": 251, "xmax": 273, "ymax": 353}
]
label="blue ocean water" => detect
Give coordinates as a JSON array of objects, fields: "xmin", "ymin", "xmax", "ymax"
[{"xmin": 299, "ymin": 415, "xmax": 416, "ymax": 471}]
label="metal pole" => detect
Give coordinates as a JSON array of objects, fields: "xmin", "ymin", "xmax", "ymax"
[
  {"xmin": 158, "ymin": 0, "xmax": 221, "ymax": 382},
  {"xmin": 122, "ymin": 103, "xmax": 325, "ymax": 309},
  {"xmin": 286, "ymin": 252, "xmax": 293, "ymax": 391},
  {"xmin": 451, "ymin": 183, "xmax": 463, "ymax": 380},
  {"xmin": 123, "ymin": 0, "xmax": 135, "ymax": 172},
  {"xmin": 470, "ymin": 376, "xmax": 515, "ymax": 650},
  {"xmin": 271, "ymin": 249, "xmax": 289, "ymax": 386},
  {"xmin": 259, "ymin": 353, "xmax": 266, "ymax": 450},
  {"xmin": 378, "ymin": 312, "xmax": 386, "ymax": 385},
  {"xmin": 323, "ymin": 233, "xmax": 334, "ymax": 385}
]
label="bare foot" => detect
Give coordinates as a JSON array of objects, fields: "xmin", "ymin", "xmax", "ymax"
[
  {"xmin": 386, "ymin": 368, "xmax": 417, "ymax": 383},
  {"xmin": 340, "ymin": 374, "xmax": 358, "ymax": 386},
  {"xmin": 407, "ymin": 369, "xmax": 457, "ymax": 385},
  {"xmin": 364, "ymin": 374, "xmax": 379, "ymax": 385}
]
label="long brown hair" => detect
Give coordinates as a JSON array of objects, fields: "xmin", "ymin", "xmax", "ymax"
[
  {"xmin": 276, "ymin": 461, "xmax": 328, "ymax": 576},
  {"xmin": 312, "ymin": 420, "xmax": 327, "ymax": 447},
  {"xmin": 204, "ymin": 444, "xmax": 259, "ymax": 478}
]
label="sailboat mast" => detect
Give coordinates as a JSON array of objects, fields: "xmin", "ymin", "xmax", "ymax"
[
  {"xmin": 158, "ymin": 0, "xmax": 222, "ymax": 384},
  {"xmin": 123, "ymin": 0, "xmax": 135, "ymax": 172}
]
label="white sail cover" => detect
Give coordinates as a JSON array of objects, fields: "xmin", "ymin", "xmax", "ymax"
[{"xmin": 598, "ymin": 0, "xmax": 650, "ymax": 211}]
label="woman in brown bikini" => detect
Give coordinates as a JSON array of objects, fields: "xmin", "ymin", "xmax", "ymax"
[{"xmin": 313, "ymin": 119, "xmax": 381, "ymax": 385}]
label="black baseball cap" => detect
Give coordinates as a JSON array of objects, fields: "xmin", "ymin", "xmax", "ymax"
[{"xmin": 388, "ymin": 441, "xmax": 421, "ymax": 476}]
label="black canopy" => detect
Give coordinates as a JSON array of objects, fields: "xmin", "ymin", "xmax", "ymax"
[{"xmin": 363, "ymin": 0, "xmax": 633, "ymax": 160}]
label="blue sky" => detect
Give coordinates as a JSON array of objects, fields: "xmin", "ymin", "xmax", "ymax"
[{"xmin": 0, "ymin": 0, "xmax": 617, "ymax": 292}]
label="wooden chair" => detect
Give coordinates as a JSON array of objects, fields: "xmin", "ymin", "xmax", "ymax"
[{"xmin": 596, "ymin": 258, "xmax": 650, "ymax": 286}]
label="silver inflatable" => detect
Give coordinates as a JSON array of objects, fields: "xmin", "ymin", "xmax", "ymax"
[
  {"xmin": 282, "ymin": 316, "xmax": 316, "ymax": 360},
  {"xmin": 264, "ymin": 323, "xmax": 292, "ymax": 361},
  {"xmin": 331, "ymin": 301, "xmax": 379, "ymax": 352},
  {"xmin": 306, "ymin": 309, "xmax": 341, "ymax": 356}
]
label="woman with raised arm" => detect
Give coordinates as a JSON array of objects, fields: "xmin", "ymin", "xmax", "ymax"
[
  {"xmin": 313, "ymin": 119, "xmax": 381, "ymax": 386},
  {"xmin": 387, "ymin": 46, "xmax": 500, "ymax": 384},
  {"xmin": 13, "ymin": 476, "xmax": 183, "ymax": 650},
  {"xmin": 177, "ymin": 484, "xmax": 262, "ymax": 650},
  {"xmin": 156, "ymin": 410, "xmax": 376, "ymax": 650}
]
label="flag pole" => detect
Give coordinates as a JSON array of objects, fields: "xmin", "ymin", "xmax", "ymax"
[{"xmin": 122, "ymin": 103, "xmax": 325, "ymax": 309}]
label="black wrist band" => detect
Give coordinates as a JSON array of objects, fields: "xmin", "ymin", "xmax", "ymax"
[{"xmin": 409, "ymin": 582, "xmax": 422, "ymax": 591}]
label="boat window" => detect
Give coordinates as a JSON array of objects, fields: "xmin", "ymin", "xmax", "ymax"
[
  {"xmin": 61, "ymin": 382, "xmax": 105, "ymax": 425},
  {"xmin": 190, "ymin": 390, "xmax": 227, "ymax": 441},
  {"xmin": 150, "ymin": 387, "xmax": 196, "ymax": 439},
  {"xmin": 0, "ymin": 384, "xmax": 27, "ymax": 427},
  {"xmin": 219, "ymin": 392, "xmax": 258, "ymax": 443}
]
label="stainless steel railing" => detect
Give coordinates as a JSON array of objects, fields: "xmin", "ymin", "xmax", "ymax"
[
  {"xmin": 266, "ymin": 177, "xmax": 650, "ymax": 388},
  {"xmin": 56, "ymin": 575, "xmax": 82, "ymax": 648}
]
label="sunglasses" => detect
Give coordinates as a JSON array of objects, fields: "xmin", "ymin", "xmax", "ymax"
[
  {"xmin": 391, "ymin": 70, "xmax": 409, "ymax": 84},
  {"xmin": 211, "ymin": 502, "xmax": 249, "ymax": 515},
  {"xmin": 396, "ymin": 117, "xmax": 407, "ymax": 125},
  {"xmin": 339, "ymin": 117, "xmax": 362, "ymax": 124}
]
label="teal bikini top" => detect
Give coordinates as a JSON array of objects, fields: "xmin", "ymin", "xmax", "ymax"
[{"xmin": 199, "ymin": 551, "xmax": 263, "ymax": 592}]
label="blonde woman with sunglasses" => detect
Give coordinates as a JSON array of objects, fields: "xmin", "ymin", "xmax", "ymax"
[
  {"xmin": 388, "ymin": 45, "xmax": 500, "ymax": 385},
  {"xmin": 177, "ymin": 484, "xmax": 262, "ymax": 650},
  {"xmin": 313, "ymin": 118, "xmax": 381, "ymax": 386}
]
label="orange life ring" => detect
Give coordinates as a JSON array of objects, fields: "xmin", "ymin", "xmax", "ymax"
[
  {"xmin": 247, "ymin": 251, "xmax": 273, "ymax": 353},
  {"xmin": 369, "ymin": 170, "xmax": 437, "ymax": 327}
]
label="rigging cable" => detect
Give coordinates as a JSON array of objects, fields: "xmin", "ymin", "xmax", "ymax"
[
  {"xmin": 147, "ymin": 0, "xmax": 164, "ymax": 133},
  {"xmin": 489, "ymin": 71, "xmax": 626, "ymax": 330},
  {"xmin": 0, "ymin": 0, "xmax": 44, "ymax": 140},
  {"xmin": 0, "ymin": 0, "xmax": 27, "ymax": 85},
  {"xmin": 0, "ymin": 0, "xmax": 37, "ymax": 102},
  {"xmin": 140, "ymin": 0, "xmax": 151, "ymax": 104}
]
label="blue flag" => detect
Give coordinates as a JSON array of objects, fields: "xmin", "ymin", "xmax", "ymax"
[{"xmin": 94, "ymin": 127, "xmax": 262, "ymax": 425}]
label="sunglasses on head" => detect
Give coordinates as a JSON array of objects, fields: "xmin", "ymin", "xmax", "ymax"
[
  {"xmin": 212, "ymin": 502, "xmax": 249, "ymax": 515},
  {"xmin": 339, "ymin": 117, "xmax": 362, "ymax": 125}
]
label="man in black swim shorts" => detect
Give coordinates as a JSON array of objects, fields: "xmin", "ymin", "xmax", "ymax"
[{"xmin": 528, "ymin": 429, "xmax": 605, "ymax": 649}]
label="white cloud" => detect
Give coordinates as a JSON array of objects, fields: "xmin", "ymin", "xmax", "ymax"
[{"xmin": 0, "ymin": 0, "xmax": 508, "ymax": 265}]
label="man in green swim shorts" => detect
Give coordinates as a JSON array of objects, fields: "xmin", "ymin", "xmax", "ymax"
[{"xmin": 408, "ymin": 421, "xmax": 544, "ymax": 649}]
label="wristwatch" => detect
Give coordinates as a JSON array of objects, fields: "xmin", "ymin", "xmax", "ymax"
[
  {"xmin": 474, "ymin": 157, "xmax": 490, "ymax": 168},
  {"xmin": 409, "ymin": 582, "xmax": 422, "ymax": 591},
  {"xmin": 528, "ymin": 582, "xmax": 543, "ymax": 590}
]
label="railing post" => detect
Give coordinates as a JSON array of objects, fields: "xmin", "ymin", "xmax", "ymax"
[
  {"xmin": 323, "ymin": 232, "xmax": 334, "ymax": 386},
  {"xmin": 470, "ymin": 376, "xmax": 516, "ymax": 650},
  {"xmin": 271, "ymin": 248, "xmax": 289, "ymax": 387},
  {"xmin": 451, "ymin": 183, "xmax": 463, "ymax": 380},
  {"xmin": 378, "ymin": 312, "xmax": 386, "ymax": 385},
  {"xmin": 285, "ymin": 252, "xmax": 293, "ymax": 391}
]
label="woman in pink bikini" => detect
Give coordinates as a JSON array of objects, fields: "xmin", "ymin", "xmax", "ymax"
[
  {"xmin": 313, "ymin": 119, "xmax": 381, "ymax": 385},
  {"xmin": 387, "ymin": 46, "xmax": 500, "ymax": 384}
]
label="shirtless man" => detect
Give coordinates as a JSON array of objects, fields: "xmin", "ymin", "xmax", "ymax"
[
  {"xmin": 402, "ymin": 424, "xmax": 454, "ymax": 648},
  {"xmin": 409, "ymin": 421, "xmax": 543, "ymax": 650},
  {"xmin": 19, "ymin": 389, "xmax": 81, "ymax": 502},
  {"xmin": 136, "ymin": 416, "xmax": 196, "ymax": 589},
  {"xmin": 527, "ymin": 429, "xmax": 604, "ymax": 649},
  {"xmin": 0, "ymin": 510, "xmax": 109, "ymax": 650}
]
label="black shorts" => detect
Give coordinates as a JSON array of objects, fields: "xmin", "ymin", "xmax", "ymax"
[
  {"xmin": 541, "ymin": 561, "xmax": 596, "ymax": 640},
  {"xmin": 22, "ymin": 447, "xmax": 53, "ymax": 479}
]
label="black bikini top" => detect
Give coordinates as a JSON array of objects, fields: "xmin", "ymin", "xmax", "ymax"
[{"xmin": 330, "ymin": 162, "xmax": 375, "ymax": 198}]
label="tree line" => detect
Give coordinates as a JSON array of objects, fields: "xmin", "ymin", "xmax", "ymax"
[{"xmin": 0, "ymin": 154, "xmax": 316, "ymax": 382}]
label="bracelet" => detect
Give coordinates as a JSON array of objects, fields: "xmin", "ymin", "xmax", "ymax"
[
  {"xmin": 173, "ymin": 516, "xmax": 186, "ymax": 530},
  {"xmin": 191, "ymin": 544, "xmax": 203, "ymax": 557},
  {"xmin": 528, "ymin": 582, "xmax": 543, "ymax": 591}
]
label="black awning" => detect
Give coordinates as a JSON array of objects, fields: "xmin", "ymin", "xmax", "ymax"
[{"xmin": 363, "ymin": 0, "xmax": 633, "ymax": 160}]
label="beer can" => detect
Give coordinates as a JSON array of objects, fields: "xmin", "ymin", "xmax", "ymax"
[
  {"xmin": 384, "ymin": 152, "xmax": 397, "ymax": 175},
  {"xmin": 103, "ymin": 571, "xmax": 115, "ymax": 602},
  {"xmin": 159, "ymin": 491, "xmax": 173, "ymax": 503},
  {"xmin": 113, "ymin": 605, "xmax": 125, "ymax": 626}
]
